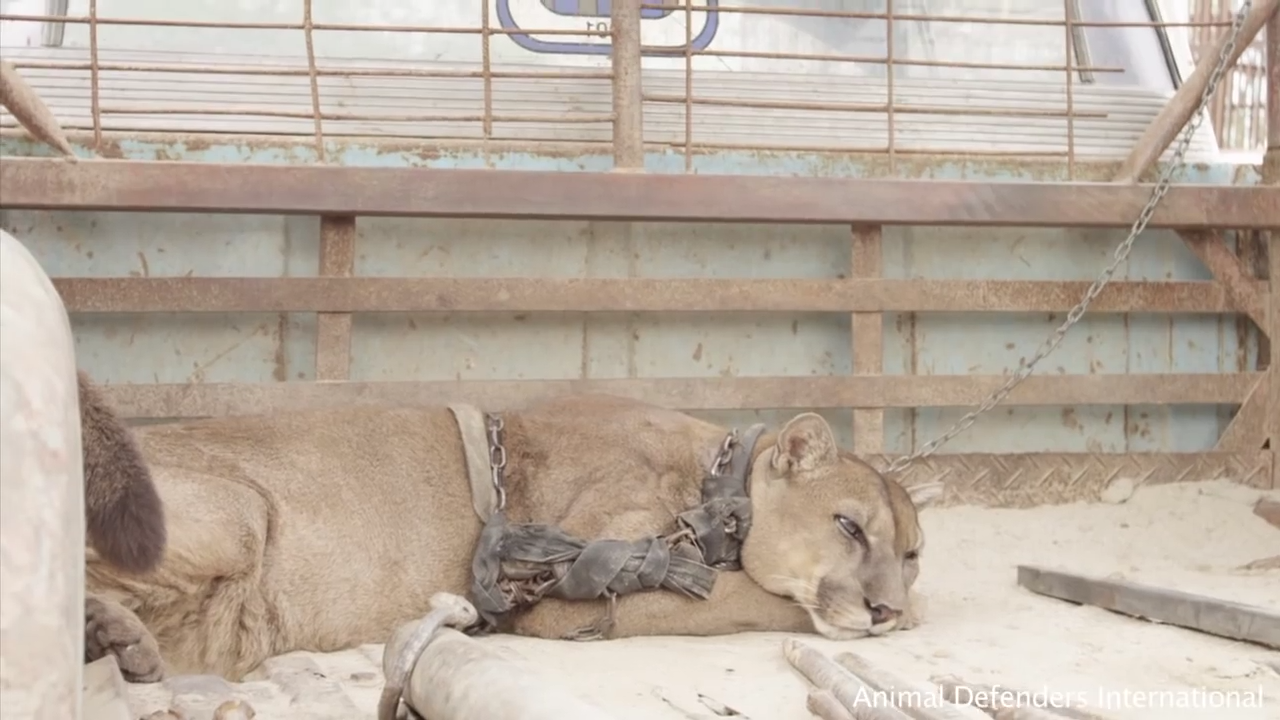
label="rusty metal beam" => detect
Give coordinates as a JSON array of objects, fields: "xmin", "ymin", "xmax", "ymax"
[
  {"xmin": 2, "ymin": 158, "xmax": 1278, "ymax": 228},
  {"xmin": 100, "ymin": 373, "xmax": 1262, "ymax": 419},
  {"xmin": 1268, "ymin": 6, "xmax": 1278, "ymax": 487},
  {"xmin": 315, "ymin": 216, "xmax": 356, "ymax": 381},
  {"xmin": 1113, "ymin": 0, "xmax": 1279, "ymax": 183},
  {"xmin": 1179, "ymin": 230, "xmax": 1270, "ymax": 332},
  {"xmin": 1217, "ymin": 374, "xmax": 1270, "ymax": 450},
  {"xmin": 51, "ymin": 276, "xmax": 1269, "ymax": 315},
  {"xmin": 851, "ymin": 226, "xmax": 884, "ymax": 453},
  {"xmin": 610, "ymin": 0, "xmax": 642, "ymax": 170}
]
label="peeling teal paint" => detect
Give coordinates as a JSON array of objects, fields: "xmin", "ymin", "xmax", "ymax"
[{"xmin": 0, "ymin": 136, "xmax": 1260, "ymax": 184}]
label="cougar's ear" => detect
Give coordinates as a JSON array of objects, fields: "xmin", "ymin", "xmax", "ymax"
[
  {"xmin": 907, "ymin": 481, "xmax": 945, "ymax": 510},
  {"xmin": 771, "ymin": 412, "xmax": 838, "ymax": 475}
]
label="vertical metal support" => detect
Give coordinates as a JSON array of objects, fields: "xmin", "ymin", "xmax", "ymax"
[
  {"xmin": 316, "ymin": 216, "xmax": 356, "ymax": 381},
  {"xmin": 851, "ymin": 226, "xmax": 884, "ymax": 454},
  {"xmin": 611, "ymin": 0, "xmax": 644, "ymax": 170},
  {"xmin": 605, "ymin": 0, "xmax": 644, "ymax": 380},
  {"xmin": 1265, "ymin": 10, "xmax": 1278, "ymax": 487},
  {"xmin": 87, "ymin": 0, "xmax": 101, "ymax": 152},
  {"xmin": 885, "ymin": 0, "xmax": 895, "ymax": 173},
  {"xmin": 1063, "ymin": 0, "xmax": 1076, "ymax": 179},
  {"xmin": 302, "ymin": 0, "xmax": 326, "ymax": 161}
]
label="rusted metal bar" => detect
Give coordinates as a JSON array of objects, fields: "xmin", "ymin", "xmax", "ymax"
[
  {"xmin": 87, "ymin": 0, "xmax": 101, "ymax": 151},
  {"xmin": 302, "ymin": 0, "xmax": 325, "ymax": 159},
  {"xmin": 851, "ymin": 226, "xmax": 885, "ymax": 453},
  {"xmin": 3, "ymin": 159, "xmax": 1278, "ymax": 228},
  {"xmin": 315, "ymin": 217, "xmax": 356, "ymax": 381},
  {"xmin": 0, "ymin": 8, "xmax": 1240, "ymax": 30},
  {"xmin": 610, "ymin": 0, "xmax": 643, "ymax": 170},
  {"xmin": 96, "ymin": 373, "xmax": 1262, "ymax": 419},
  {"xmin": 1064, "ymin": 0, "xmax": 1076, "ymax": 179},
  {"xmin": 1267, "ymin": 8, "xmax": 1279, "ymax": 488},
  {"xmin": 1178, "ymin": 230, "xmax": 1269, "ymax": 330},
  {"xmin": 1113, "ymin": 0, "xmax": 1278, "ymax": 183},
  {"xmin": 49, "ymin": 277, "xmax": 1269, "ymax": 315},
  {"xmin": 1268, "ymin": 7, "xmax": 1279, "ymax": 153},
  {"xmin": 1216, "ymin": 374, "xmax": 1270, "ymax": 450}
]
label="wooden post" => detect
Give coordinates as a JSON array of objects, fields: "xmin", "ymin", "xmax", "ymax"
[
  {"xmin": 852, "ymin": 226, "xmax": 885, "ymax": 454},
  {"xmin": 316, "ymin": 216, "xmax": 356, "ymax": 381}
]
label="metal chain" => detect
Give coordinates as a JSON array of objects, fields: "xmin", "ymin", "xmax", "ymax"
[
  {"xmin": 485, "ymin": 413, "xmax": 508, "ymax": 511},
  {"xmin": 711, "ymin": 429, "xmax": 737, "ymax": 477},
  {"xmin": 882, "ymin": 0, "xmax": 1254, "ymax": 475}
]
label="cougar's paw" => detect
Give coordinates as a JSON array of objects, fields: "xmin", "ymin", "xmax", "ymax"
[{"xmin": 85, "ymin": 595, "xmax": 164, "ymax": 683}]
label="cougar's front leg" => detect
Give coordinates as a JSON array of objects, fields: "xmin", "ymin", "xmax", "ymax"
[
  {"xmin": 86, "ymin": 593, "xmax": 165, "ymax": 683},
  {"xmin": 511, "ymin": 569, "xmax": 813, "ymax": 640}
]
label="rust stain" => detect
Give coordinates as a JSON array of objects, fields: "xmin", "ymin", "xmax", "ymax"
[
  {"xmin": 691, "ymin": 342, "xmax": 703, "ymax": 361},
  {"xmin": 1061, "ymin": 407, "xmax": 1080, "ymax": 430},
  {"xmin": 136, "ymin": 251, "xmax": 150, "ymax": 278},
  {"xmin": 272, "ymin": 315, "xmax": 288, "ymax": 382}
]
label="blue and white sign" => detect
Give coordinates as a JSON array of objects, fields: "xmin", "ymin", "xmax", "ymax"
[{"xmin": 496, "ymin": 0, "xmax": 719, "ymax": 56}]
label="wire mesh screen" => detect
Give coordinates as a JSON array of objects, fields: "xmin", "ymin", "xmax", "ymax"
[{"xmin": 0, "ymin": 0, "xmax": 1231, "ymax": 173}]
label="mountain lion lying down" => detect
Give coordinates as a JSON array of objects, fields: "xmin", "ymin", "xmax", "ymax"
[{"xmin": 85, "ymin": 393, "xmax": 943, "ymax": 682}]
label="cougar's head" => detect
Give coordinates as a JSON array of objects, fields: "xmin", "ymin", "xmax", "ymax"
[{"xmin": 740, "ymin": 413, "xmax": 943, "ymax": 639}]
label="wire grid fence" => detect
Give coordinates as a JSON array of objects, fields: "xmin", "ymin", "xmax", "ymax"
[
  {"xmin": 1188, "ymin": 0, "xmax": 1269, "ymax": 151},
  {"xmin": 0, "ymin": 1, "xmax": 1237, "ymax": 174}
]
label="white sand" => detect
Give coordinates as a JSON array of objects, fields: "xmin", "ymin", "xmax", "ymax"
[{"xmin": 128, "ymin": 480, "xmax": 1280, "ymax": 720}]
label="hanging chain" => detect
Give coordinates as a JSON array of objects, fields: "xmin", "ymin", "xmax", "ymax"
[
  {"xmin": 882, "ymin": 0, "xmax": 1255, "ymax": 475},
  {"xmin": 485, "ymin": 413, "xmax": 508, "ymax": 511}
]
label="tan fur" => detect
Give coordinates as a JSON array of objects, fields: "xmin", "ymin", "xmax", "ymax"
[{"xmin": 85, "ymin": 394, "xmax": 942, "ymax": 681}]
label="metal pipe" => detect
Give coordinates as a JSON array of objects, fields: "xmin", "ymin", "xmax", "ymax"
[{"xmin": 610, "ymin": 0, "xmax": 643, "ymax": 170}]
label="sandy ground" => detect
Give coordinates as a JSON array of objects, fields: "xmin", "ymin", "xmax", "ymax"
[{"xmin": 127, "ymin": 480, "xmax": 1280, "ymax": 720}]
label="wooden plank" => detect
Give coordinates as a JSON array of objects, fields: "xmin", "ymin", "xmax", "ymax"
[
  {"xmin": 51, "ymin": 277, "xmax": 1270, "ymax": 315},
  {"xmin": 315, "ymin": 216, "xmax": 356, "ymax": 381},
  {"xmin": 1016, "ymin": 565, "xmax": 1280, "ymax": 649},
  {"xmin": 1178, "ymin": 230, "xmax": 1269, "ymax": 331},
  {"xmin": 2, "ymin": 157, "xmax": 1279, "ymax": 228},
  {"xmin": 100, "ymin": 373, "xmax": 1263, "ymax": 418},
  {"xmin": 1215, "ymin": 374, "xmax": 1270, "ymax": 450},
  {"xmin": 851, "ymin": 226, "xmax": 884, "ymax": 453}
]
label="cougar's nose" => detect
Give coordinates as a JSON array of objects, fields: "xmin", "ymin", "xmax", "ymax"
[{"xmin": 865, "ymin": 600, "xmax": 901, "ymax": 626}]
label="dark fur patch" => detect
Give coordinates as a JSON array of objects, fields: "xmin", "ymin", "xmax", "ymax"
[{"xmin": 78, "ymin": 371, "xmax": 166, "ymax": 574}]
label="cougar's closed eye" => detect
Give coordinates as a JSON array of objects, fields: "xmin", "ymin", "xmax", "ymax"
[
  {"xmin": 834, "ymin": 515, "xmax": 865, "ymax": 544},
  {"xmin": 904, "ymin": 550, "xmax": 919, "ymax": 561}
]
